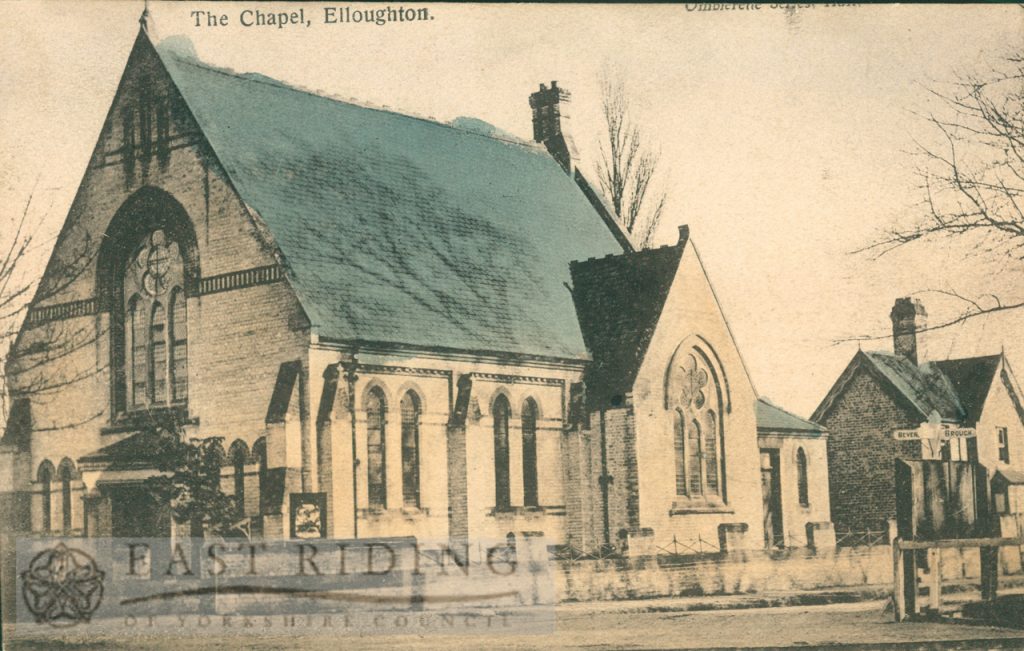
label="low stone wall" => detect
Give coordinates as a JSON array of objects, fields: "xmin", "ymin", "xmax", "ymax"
[{"xmin": 553, "ymin": 544, "xmax": 1024, "ymax": 603}]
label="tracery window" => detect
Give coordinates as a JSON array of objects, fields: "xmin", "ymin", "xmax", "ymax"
[
  {"xmin": 365, "ymin": 387, "xmax": 388, "ymax": 509},
  {"xmin": 122, "ymin": 230, "xmax": 187, "ymax": 409},
  {"xmin": 669, "ymin": 350, "xmax": 725, "ymax": 500},
  {"xmin": 400, "ymin": 391, "xmax": 421, "ymax": 508}
]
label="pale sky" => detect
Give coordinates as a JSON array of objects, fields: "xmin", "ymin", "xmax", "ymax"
[{"xmin": 2, "ymin": 2, "xmax": 1023, "ymax": 417}]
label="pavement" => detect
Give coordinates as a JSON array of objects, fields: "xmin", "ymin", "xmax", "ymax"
[{"xmin": 7, "ymin": 589, "xmax": 1024, "ymax": 650}]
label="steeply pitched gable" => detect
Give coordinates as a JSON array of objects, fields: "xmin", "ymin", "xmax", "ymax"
[
  {"xmin": 813, "ymin": 350, "xmax": 1002, "ymax": 427},
  {"xmin": 152, "ymin": 38, "xmax": 624, "ymax": 360},
  {"xmin": 569, "ymin": 230, "xmax": 687, "ymax": 407}
]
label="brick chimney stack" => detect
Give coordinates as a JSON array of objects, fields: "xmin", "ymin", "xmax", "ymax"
[
  {"xmin": 891, "ymin": 297, "xmax": 927, "ymax": 366},
  {"xmin": 529, "ymin": 81, "xmax": 577, "ymax": 174}
]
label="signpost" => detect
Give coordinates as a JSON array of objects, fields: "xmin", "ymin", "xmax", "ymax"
[{"xmin": 892, "ymin": 410, "xmax": 975, "ymax": 457}]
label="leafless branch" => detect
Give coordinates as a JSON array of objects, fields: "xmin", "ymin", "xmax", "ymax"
[{"xmin": 595, "ymin": 68, "xmax": 669, "ymax": 249}]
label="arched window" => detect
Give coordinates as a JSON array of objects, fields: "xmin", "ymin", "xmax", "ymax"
[
  {"xmin": 252, "ymin": 437, "xmax": 267, "ymax": 516},
  {"xmin": 521, "ymin": 398, "xmax": 539, "ymax": 508},
  {"xmin": 365, "ymin": 387, "xmax": 387, "ymax": 509},
  {"xmin": 230, "ymin": 441, "xmax": 249, "ymax": 518},
  {"xmin": 120, "ymin": 229, "xmax": 187, "ymax": 411},
  {"xmin": 493, "ymin": 394, "xmax": 511, "ymax": 511},
  {"xmin": 169, "ymin": 288, "xmax": 187, "ymax": 404},
  {"xmin": 128, "ymin": 295, "xmax": 146, "ymax": 407},
  {"xmin": 149, "ymin": 302, "xmax": 167, "ymax": 402},
  {"xmin": 400, "ymin": 391, "xmax": 421, "ymax": 508},
  {"xmin": 668, "ymin": 349, "xmax": 726, "ymax": 501},
  {"xmin": 673, "ymin": 410, "xmax": 686, "ymax": 495},
  {"xmin": 58, "ymin": 460, "xmax": 75, "ymax": 533},
  {"xmin": 796, "ymin": 447, "xmax": 809, "ymax": 507},
  {"xmin": 38, "ymin": 462, "xmax": 53, "ymax": 533}
]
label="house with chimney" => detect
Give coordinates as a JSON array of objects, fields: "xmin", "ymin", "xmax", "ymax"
[
  {"xmin": 812, "ymin": 297, "xmax": 1024, "ymax": 535},
  {"xmin": 0, "ymin": 15, "xmax": 838, "ymax": 570}
]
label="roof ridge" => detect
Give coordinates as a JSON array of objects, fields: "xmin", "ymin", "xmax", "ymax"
[{"xmin": 157, "ymin": 47, "xmax": 543, "ymax": 152}]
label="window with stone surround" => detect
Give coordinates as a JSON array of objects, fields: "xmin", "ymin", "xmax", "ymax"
[
  {"xmin": 122, "ymin": 229, "xmax": 187, "ymax": 410},
  {"xmin": 365, "ymin": 387, "xmax": 388, "ymax": 509},
  {"xmin": 400, "ymin": 391, "xmax": 421, "ymax": 508},
  {"xmin": 668, "ymin": 348, "xmax": 726, "ymax": 503},
  {"xmin": 493, "ymin": 394, "xmax": 511, "ymax": 511},
  {"xmin": 796, "ymin": 447, "xmax": 809, "ymax": 507},
  {"xmin": 521, "ymin": 398, "xmax": 539, "ymax": 508}
]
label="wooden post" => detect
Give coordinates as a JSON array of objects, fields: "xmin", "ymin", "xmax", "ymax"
[
  {"xmin": 893, "ymin": 539, "xmax": 905, "ymax": 622},
  {"xmin": 927, "ymin": 547, "xmax": 941, "ymax": 613},
  {"xmin": 981, "ymin": 545, "xmax": 999, "ymax": 601}
]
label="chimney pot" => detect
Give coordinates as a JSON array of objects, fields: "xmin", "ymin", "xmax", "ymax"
[{"xmin": 890, "ymin": 297, "xmax": 927, "ymax": 365}]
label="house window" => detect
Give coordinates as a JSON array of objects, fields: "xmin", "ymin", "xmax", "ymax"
[
  {"xmin": 998, "ymin": 427, "xmax": 1010, "ymax": 463},
  {"xmin": 121, "ymin": 230, "xmax": 187, "ymax": 411},
  {"xmin": 796, "ymin": 447, "xmax": 809, "ymax": 507},
  {"xmin": 365, "ymin": 387, "xmax": 387, "ymax": 509},
  {"xmin": 400, "ymin": 391, "xmax": 421, "ymax": 508},
  {"xmin": 522, "ymin": 398, "xmax": 539, "ymax": 508},
  {"xmin": 668, "ymin": 349, "xmax": 726, "ymax": 501},
  {"xmin": 38, "ymin": 462, "xmax": 53, "ymax": 533},
  {"xmin": 493, "ymin": 394, "xmax": 511, "ymax": 511}
]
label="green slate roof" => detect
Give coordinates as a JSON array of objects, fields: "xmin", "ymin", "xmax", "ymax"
[
  {"xmin": 756, "ymin": 398, "xmax": 825, "ymax": 434},
  {"xmin": 154, "ymin": 38, "xmax": 623, "ymax": 360}
]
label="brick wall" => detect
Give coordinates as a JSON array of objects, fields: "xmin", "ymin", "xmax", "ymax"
[{"xmin": 819, "ymin": 368, "xmax": 920, "ymax": 533}]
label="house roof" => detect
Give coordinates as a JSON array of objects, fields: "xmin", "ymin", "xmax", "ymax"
[
  {"xmin": 994, "ymin": 468, "xmax": 1024, "ymax": 486},
  {"xmin": 756, "ymin": 398, "xmax": 825, "ymax": 434},
  {"xmin": 569, "ymin": 231, "xmax": 687, "ymax": 407},
  {"xmin": 813, "ymin": 349, "xmax": 1002, "ymax": 426},
  {"xmin": 153, "ymin": 36, "xmax": 623, "ymax": 361},
  {"xmin": 932, "ymin": 355, "xmax": 1002, "ymax": 426}
]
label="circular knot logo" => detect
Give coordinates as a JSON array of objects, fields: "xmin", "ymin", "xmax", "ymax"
[{"xmin": 21, "ymin": 543, "xmax": 105, "ymax": 627}]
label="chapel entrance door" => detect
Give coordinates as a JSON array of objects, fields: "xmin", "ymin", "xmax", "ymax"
[
  {"xmin": 760, "ymin": 450, "xmax": 784, "ymax": 548},
  {"xmin": 109, "ymin": 484, "xmax": 170, "ymax": 538}
]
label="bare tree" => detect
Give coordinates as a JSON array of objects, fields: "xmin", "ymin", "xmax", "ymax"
[
  {"xmin": 1, "ymin": 189, "xmax": 103, "ymax": 429},
  {"xmin": 595, "ymin": 69, "xmax": 668, "ymax": 249},
  {"xmin": 856, "ymin": 51, "xmax": 1024, "ymax": 337}
]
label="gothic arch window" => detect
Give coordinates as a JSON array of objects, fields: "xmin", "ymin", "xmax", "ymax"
[
  {"xmin": 229, "ymin": 440, "xmax": 250, "ymax": 518},
  {"xmin": 493, "ymin": 394, "xmax": 511, "ymax": 511},
  {"xmin": 58, "ymin": 459, "xmax": 77, "ymax": 533},
  {"xmin": 252, "ymin": 437, "xmax": 267, "ymax": 516},
  {"xmin": 121, "ymin": 229, "xmax": 187, "ymax": 411},
  {"xmin": 37, "ymin": 461, "xmax": 53, "ymax": 533},
  {"xmin": 521, "ymin": 398, "xmax": 539, "ymax": 508},
  {"xmin": 668, "ymin": 348, "xmax": 726, "ymax": 501},
  {"xmin": 796, "ymin": 447, "xmax": 809, "ymax": 507},
  {"xmin": 400, "ymin": 391, "xmax": 421, "ymax": 508},
  {"xmin": 365, "ymin": 387, "xmax": 388, "ymax": 509},
  {"xmin": 169, "ymin": 289, "xmax": 188, "ymax": 403}
]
